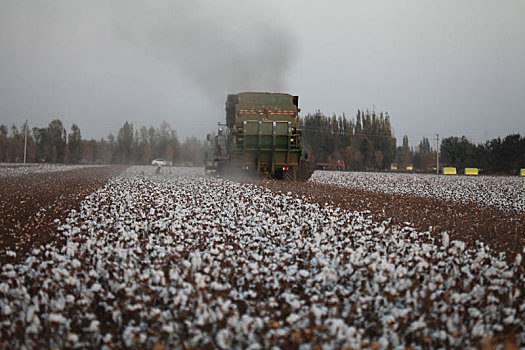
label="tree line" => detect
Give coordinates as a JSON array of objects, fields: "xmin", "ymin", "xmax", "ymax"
[
  {"xmin": 300, "ymin": 111, "xmax": 524, "ymax": 175},
  {"xmin": 300, "ymin": 110, "xmax": 396, "ymax": 170},
  {"xmin": 439, "ymin": 134, "xmax": 524, "ymax": 175},
  {"xmin": 1, "ymin": 116, "xmax": 523, "ymax": 175},
  {"xmin": 0, "ymin": 119, "xmax": 205, "ymax": 166},
  {"xmin": 390, "ymin": 134, "xmax": 524, "ymax": 175}
]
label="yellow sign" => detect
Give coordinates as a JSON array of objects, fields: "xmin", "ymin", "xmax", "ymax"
[
  {"xmin": 443, "ymin": 167, "xmax": 457, "ymax": 175},
  {"xmin": 521, "ymin": 168, "xmax": 525, "ymax": 177},
  {"xmin": 406, "ymin": 166, "xmax": 413, "ymax": 171},
  {"xmin": 464, "ymin": 168, "xmax": 479, "ymax": 176},
  {"xmin": 391, "ymin": 166, "xmax": 397, "ymax": 170}
]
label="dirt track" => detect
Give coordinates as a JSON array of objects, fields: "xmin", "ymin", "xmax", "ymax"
[
  {"xmin": 264, "ymin": 181, "xmax": 525, "ymax": 262},
  {"xmin": 0, "ymin": 166, "xmax": 127, "ymax": 264}
]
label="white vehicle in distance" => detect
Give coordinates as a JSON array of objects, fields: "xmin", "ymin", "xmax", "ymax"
[{"xmin": 151, "ymin": 159, "xmax": 171, "ymax": 166}]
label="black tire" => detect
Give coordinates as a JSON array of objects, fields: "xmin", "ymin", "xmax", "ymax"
[{"xmin": 297, "ymin": 160, "xmax": 315, "ymax": 182}]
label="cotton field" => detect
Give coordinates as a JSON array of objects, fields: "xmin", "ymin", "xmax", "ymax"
[
  {"xmin": 311, "ymin": 171, "xmax": 525, "ymax": 213},
  {"xmin": 0, "ymin": 163, "xmax": 103, "ymax": 177},
  {"xmin": 0, "ymin": 167, "xmax": 524, "ymax": 349}
]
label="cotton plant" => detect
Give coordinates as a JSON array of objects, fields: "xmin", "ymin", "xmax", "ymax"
[{"xmin": 1, "ymin": 166, "xmax": 523, "ymax": 348}]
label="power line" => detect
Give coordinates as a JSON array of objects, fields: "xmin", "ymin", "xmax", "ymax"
[
  {"xmin": 301, "ymin": 127, "xmax": 395, "ymax": 139},
  {"xmin": 435, "ymin": 134, "xmax": 439, "ymax": 175},
  {"xmin": 24, "ymin": 120, "xmax": 28, "ymax": 164}
]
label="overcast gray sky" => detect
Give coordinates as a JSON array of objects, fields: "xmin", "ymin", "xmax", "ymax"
[{"xmin": 1, "ymin": 0, "xmax": 524, "ymax": 146}]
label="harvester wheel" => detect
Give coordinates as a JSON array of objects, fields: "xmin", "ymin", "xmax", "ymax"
[{"xmin": 297, "ymin": 160, "xmax": 315, "ymax": 182}]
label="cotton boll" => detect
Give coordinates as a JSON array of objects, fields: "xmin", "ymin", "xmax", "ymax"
[
  {"xmin": 311, "ymin": 304, "xmax": 325, "ymax": 325},
  {"xmin": 122, "ymin": 326, "xmax": 138, "ymax": 347},
  {"xmin": 87, "ymin": 320, "xmax": 100, "ymax": 332},
  {"xmin": 246, "ymin": 343, "xmax": 263, "ymax": 350},
  {"xmin": 377, "ymin": 337, "xmax": 389, "ymax": 348},
  {"xmin": 49, "ymin": 313, "xmax": 66, "ymax": 324},
  {"xmin": 409, "ymin": 319, "xmax": 426, "ymax": 332},
  {"xmin": 90, "ymin": 283, "xmax": 102, "ymax": 293},
  {"xmin": 441, "ymin": 232, "xmax": 449, "ymax": 249},
  {"xmin": 169, "ymin": 268, "xmax": 180, "ymax": 281},
  {"xmin": 191, "ymin": 251, "xmax": 203, "ymax": 270},
  {"xmin": 65, "ymin": 244, "xmax": 76, "ymax": 257},
  {"xmin": 298, "ymin": 270, "xmax": 309, "ymax": 278},
  {"xmin": 503, "ymin": 315, "xmax": 517, "ymax": 325},
  {"xmin": 216, "ymin": 328, "xmax": 232, "ymax": 349},
  {"xmin": 2, "ymin": 304, "xmax": 12, "ymax": 316},
  {"xmin": 67, "ymin": 333, "xmax": 79, "ymax": 343},
  {"xmin": 112, "ymin": 310, "xmax": 122, "ymax": 325},
  {"xmin": 26, "ymin": 324, "xmax": 39, "ymax": 335},
  {"xmin": 162, "ymin": 323, "xmax": 174, "ymax": 334},
  {"xmin": 71, "ymin": 259, "xmax": 81, "ymax": 269},
  {"xmin": 286, "ymin": 313, "xmax": 300, "ymax": 324},
  {"xmin": 65, "ymin": 294, "xmax": 75, "ymax": 304},
  {"xmin": 327, "ymin": 318, "xmax": 348, "ymax": 340},
  {"xmin": 2, "ymin": 270, "xmax": 17, "ymax": 279}
]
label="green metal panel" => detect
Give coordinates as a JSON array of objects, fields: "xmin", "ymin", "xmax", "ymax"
[
  {"xmin": 221, "ymin": 92, "xmax": 303, "ymax": 178},
  {"xmin": 237, "ymin": 92, "xmax": 294, "ymax": 108},
  {"xmin": 275, "ymin": 122, "xmax": 289, "ymax": 134},
  {"xmin": 275, "ymin": 135, "xmax": 288, "ymax": 148},
  {"xmin": 237, "ymin": 92, "xmax": 296, "ymax": 109},
  {"xmin": 225, "ymin": 94, "xmax": 238, "ymax": 128},
  {"xmin": 275, "ymin": 152, "xmax": 286, "ymax": 163},
  {"xmin": 245, "ymin": 123, "xmax": 258, "ymax": 134},
  {"xmin": 261, "ymin": 123, "xmax": 272, "ymax": 134}
]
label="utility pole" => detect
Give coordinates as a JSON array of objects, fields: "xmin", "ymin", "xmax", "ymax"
[
  {"xmin": 435, "ymin": 134, "xmax": 439, "ymax": 175},
  {"xmin": 23, "ymin": 119, "xmax": 28, "ymax": 164}
]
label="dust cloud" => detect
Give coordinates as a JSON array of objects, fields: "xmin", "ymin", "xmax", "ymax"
[{"xmin": 111, "ymin": 0, "xmax": 295, "ymax": 101}]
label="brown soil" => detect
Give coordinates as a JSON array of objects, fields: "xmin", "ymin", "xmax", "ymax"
[
  {"xmin": 263, "ymin": 181, "xmax": 525, "ymax": 262},
  {"xmin": 0, "ymin": 166, "xmax": 127, "ymax": 264}
]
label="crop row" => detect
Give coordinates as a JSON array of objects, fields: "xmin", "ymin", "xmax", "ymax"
[
  {"xmin": 311, "ymin": 171, "xmax": 525, "ymax": 212},
  {"xmin": 0, "ymin": 164, "xmax": 104, "ymax": 177},
  {"xmin": 0, "ymin": 167, "xmax": 523, "ymax": 348}
]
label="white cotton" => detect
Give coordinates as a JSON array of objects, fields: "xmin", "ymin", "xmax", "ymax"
[
  {"xmin": 286, "ymin": 313, "xmax": 301, "ymax": 324},
  {"xmin": 87, "ymin": 320, "xmax": 100, "ymax": 332},
  {"xmin": 90, "ymin": 283, "xmax": 102, "ymax": 293},
  {"xmin": 162, "ymin": 323, "xmax": 174, "ymax": 334},
  {"xmin": 298, "ymin": 270, "xmax": 309, "ymax": 278},
  {"xmin": 67, "ymin": 333, "xmax": 79, "ymax": 343},
  {"xmin": 49, "ymin": 313, "xmax": 66, "ymax": 324},
  {"xmin": 2, "ymin": 304, "xmax": 12, "ymax": 316},
  {"xmin": 71, "ymin": 259, "xmax": 81, "ymax": 268},
  {"xmin": 216, "ymin": 328, "xmax": 231, "ymax": 349},
  {"xmin": 442, "ymin": 232, "xmax": 449, "ymax": 248}
]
